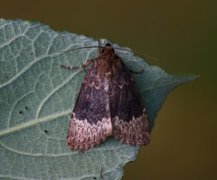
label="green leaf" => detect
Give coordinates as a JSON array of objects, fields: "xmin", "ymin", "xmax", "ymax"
[{"xmin": 0, "ymin": 19, "xmax": 197, "ymax": 179}]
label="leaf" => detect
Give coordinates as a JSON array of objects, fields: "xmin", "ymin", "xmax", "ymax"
[{"xmin": 0, "ymin": 19, "xmax": 197, "ymax": 179}]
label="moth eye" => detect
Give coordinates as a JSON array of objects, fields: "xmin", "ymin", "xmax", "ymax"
[{"xmin": 105, "ymin": 43, "xmax": 111, "ymax": 47}]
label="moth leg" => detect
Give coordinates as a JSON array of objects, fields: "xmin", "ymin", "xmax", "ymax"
[
  {"xmin": 128, "ymin": 68, "xmax": 144, "ymax": 74},
  {"xmin": 58, "ymin": 59, "xmax": 95, "ymax": 72},
  {"xmin": 80, "ymin": 59, "xmax": 95, "ymax": 71}
]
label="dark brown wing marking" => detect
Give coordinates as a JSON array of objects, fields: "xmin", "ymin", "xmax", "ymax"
[
  {"xmin": 67, "ymin": 66, "xmax": 112, "ymax": 150},
  {"xmin": 109, "ymin": 58, "xmax": 150, "ymax": 145}
]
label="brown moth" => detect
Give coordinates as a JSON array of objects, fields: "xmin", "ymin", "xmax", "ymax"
[{"xmin": 64, "ymin": 43, "xmax": 150, "ymax": 151}]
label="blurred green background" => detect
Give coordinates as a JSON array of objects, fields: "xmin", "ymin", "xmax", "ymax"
[{"xmin": 1, "ymin": 0, "xmax": 216, "ymax": 179}]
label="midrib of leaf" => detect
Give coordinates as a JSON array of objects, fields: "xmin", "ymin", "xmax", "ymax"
[{"xmin": 0, "ymin": 109, "xmax": 71, "ymax": 138}]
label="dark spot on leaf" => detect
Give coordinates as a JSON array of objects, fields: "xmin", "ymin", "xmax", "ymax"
[
  {"xmin": 25, "ymin": 106, "xmax": 29, "ymax": 110},
  {"xmin": 44, "ymin": 130, "xmax": 48, "ymax": 133},
  {"xmin": 93, "ymin": 177, "xmax": 97, "ymax": 180},
  {"xmin": 19, "ymin": 111, "xmax": 23, "ymax": 114}
]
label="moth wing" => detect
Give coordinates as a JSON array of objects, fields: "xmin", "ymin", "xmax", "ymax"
[
  {"xmin": 67, "ymin": 68, "xmax": 112, "ymax": 151},
  {"xmin": 110, "ymin": 66, "xmax": 150, "ymax": 145}
]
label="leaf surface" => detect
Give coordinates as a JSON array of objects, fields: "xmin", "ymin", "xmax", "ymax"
[{"xmin": 0, "ymin": 19, "xmax": 196, "ymax": 180}]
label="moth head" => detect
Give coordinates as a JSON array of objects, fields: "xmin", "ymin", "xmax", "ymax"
[
  {"xmin": 105, "ymin": 43, "xmax": 111, "ymax": 47},
  {"xmin": 100, "ymin": 43, "xmax": 115, "ymax": 54}
]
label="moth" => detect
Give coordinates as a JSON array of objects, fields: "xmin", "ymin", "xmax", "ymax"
[{"xmin": 63, "ymin": 43, "xmax": 150, "ymax": 151}]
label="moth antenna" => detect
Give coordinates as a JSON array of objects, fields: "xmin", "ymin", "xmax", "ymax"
[
  {"xmin": 57, "ymin": 40, "xmax": 132, "ymax": 54},
  {"xmin": 58, "ymin": 44, "xmax": 158, "ymax": 64},
  {"xmin": 62, "ymin": 46, "xmax": 99, "ymax": 54},
  {"xmin": 61, "ymin": 45, "xmax": 134, "ymax": 55}
]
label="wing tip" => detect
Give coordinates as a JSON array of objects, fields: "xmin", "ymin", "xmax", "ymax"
[
  {"xmin": 112, "ymin": 112, "xmax": 151, "ymax": 146},
  {"xmin": 67, "ymin": 115, "xmax": 112, "ymax": 151}
]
